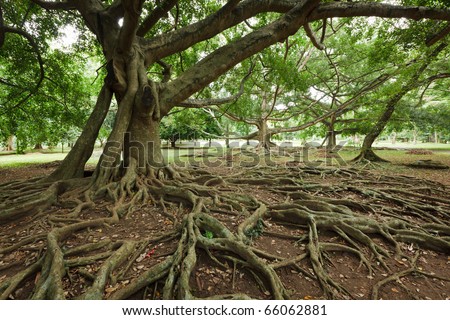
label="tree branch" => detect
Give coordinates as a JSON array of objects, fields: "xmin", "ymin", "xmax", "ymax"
[
  {"xmin": 416, "ymin": 72, "xmax": 450, "ymax": 105},
  {"xmin": 117, "ymin": 0, "xmax": 145, "ymax": 54},
  {"xmin": 157, "ymin": 60, "xmax": 173, "ymax": 83},
  {"xmin": 137, "ymin": 0, "xmax": 179, "ymax": 37},
  {"xmin": 426, "ymin": 23, "xmax": 450, "ymax": 46},
  {"xmin": 304, "ymin": 22, "xmax": 325, "ymax": 50},
  {"xmin": 142, "ymin": 0, "xmax": 299, "ymax": 63},
  {"xmin": 144, "ymin": 1, "xmax": 450, "ymax": 64},
  {"xmin": 30, "ymin": 0, "xmax": 76, "ymax": 10},
  {"xmin": 309, "ymin": 2, "xmax": 450, "ymax": 22},
  {"xmin": 161, "ymin": 0, "xmax": 321, "ymax": 112},
  {"xmin": 177, "ymin": 61, "xmax": 255, "ymax": 108}
]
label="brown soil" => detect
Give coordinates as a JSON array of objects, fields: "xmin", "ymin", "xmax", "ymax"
[{"xmin": 1, "ymin": 161, "xmax": 449, "ymax": 300}]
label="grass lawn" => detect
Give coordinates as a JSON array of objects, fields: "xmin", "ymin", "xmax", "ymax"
[{"xmin": 1, "ymin": 143, "xmax": 449, "ymax": 171}]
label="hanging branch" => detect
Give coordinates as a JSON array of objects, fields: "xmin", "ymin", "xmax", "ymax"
[
  {"xmin": 320, "ymin": 18, "xmax": 327, "ymax": 43},
  {"xmin": 30, "ymin": 0, "xmax": 76, "ymax": 10},
  {"xmin": 426, "ymin": 22, "xmax": 450, "ymax": 47},
  {"xmin": 304, "ymin": 22, "xmax": 325, "ymax": 50},
  {"xmin": 157, "ymin": 60, "xmax": 173, "ymax": 83}
]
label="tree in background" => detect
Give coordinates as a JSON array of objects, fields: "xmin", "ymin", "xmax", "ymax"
[
  {"xmin": 353, "ymin": 42, "xmax": 449, "ymax": 162},
  {"xmin": 160, "ymin": 108, "xmax": 221, "ymax": 148},
  {"xmin": 0, "ymin": 2, "xmax": 100, "ymax": 153}
]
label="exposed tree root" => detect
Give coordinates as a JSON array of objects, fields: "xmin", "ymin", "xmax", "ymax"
[
  {"xmin": 352, "ymin": 148, "xmax": 389, "ymax": 164},
  {"xmin": 0, "ymin": 163, "xmax": 449, "ymax": 300}
]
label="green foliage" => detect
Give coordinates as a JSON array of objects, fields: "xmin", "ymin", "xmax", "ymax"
[
  {"xmin": 0, "ymin": 47, "xmax": 99, "ymax": 152},
  {"xmin": 160, "ymin": 108, "xmax": 222, "ymax": 144},
  {"xmin": 203, "ymin": 230, "xmax": 214, "ymax": 239},
  {"xmin": 244, "ymin": 218, "xmax": 265, "ymax": 240}
]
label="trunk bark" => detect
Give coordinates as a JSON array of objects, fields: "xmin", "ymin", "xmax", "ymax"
[
  {"xmin": 354, "ymin": 103, "xmax": 395, "ymax": 162},
  {"xmin": 170, "ymin": 138, "xmax": 177, "ymax": 148},
  {"xmin": 92, "ymin": 52, "xmax": 170, "ymax": 188},
  {"xmin": 124, "ymin": 110, "xmax": 165, "ymax": 170},
  {"xmin": 45, "ymin": 84, "xmax": 113, "ymax": 182},
  {"xmin": 256, "ymin": 120, "xmax": 276, "ymax": 151},
  {"xmin": 326, "ymin": 127, "xmax": 337, "ymax": 151}
]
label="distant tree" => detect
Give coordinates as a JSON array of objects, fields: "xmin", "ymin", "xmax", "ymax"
[
  {"xmin": 160, "ymin": 108, "xmax": 221, "ymax": 148},
  {"xmin": 353, "ymin": 43, "xmax": 449, "ymax": 162}
]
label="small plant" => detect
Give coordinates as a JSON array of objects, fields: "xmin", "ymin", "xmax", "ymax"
[
  {"xmin": 245, "ymin": 218, "xmax": 265, "ymax": 239},
  {"xmin": 203, "ymin": 230, "xmax": 214, "ymax": 239}
]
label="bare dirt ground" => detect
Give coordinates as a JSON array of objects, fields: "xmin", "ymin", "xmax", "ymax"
[{"xmin": 1, "ymin": 150, "xmax": 449, "ymax": 300}]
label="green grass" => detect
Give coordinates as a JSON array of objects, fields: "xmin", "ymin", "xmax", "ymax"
[
  {"xmin": 0, "ymin": 148, "xmax": 194, "ymax": 168},
  {"xmin": 1, "ymin": 143, "xmax": 449, "ymax": 168},
  {"xmin": 0, "ymin": 153, "xmax": 69, "ymax": 167},
  {"xmin": 371, "ymin": 141, "xmax": 450, "ymax": 150}
]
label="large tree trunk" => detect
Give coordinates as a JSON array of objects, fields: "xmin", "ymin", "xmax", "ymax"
[
  {"xmin": 256, "ymin": 120, "xmax": 276, "ymax": 151},
  {"xmin": 91, "ymin": 52, "xmax": 172, "ymax": 191},
  {"xmin": 45, "ymin": 84, "xmax": 113, "ymax": 182},
  {"xmin": 124, "ymin": 105, "xmax": 165, "ymax": 170}
]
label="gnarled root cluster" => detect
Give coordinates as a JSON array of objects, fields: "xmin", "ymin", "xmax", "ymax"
[{"xmin": 0, "ymin": 163, "xmax": 449, "ymax": 300}]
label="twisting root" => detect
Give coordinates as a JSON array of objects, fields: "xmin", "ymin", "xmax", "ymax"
[{"xmin": 0, "ymin": 162, "xmax": 449, "ymax": 300}]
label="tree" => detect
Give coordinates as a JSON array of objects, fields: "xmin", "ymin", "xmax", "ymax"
[
  {"xmin": 353, "ymin": 42, "xmax": 449, "ymax": 162},
  {"xmin": 0, "ymin": 2, "xmax": 98, "ymax": 153},
  {"xmin": 160, "ymin": 108, "xmax": 221, "ymax": 148},
  {"xmin": 1, "ymin": 0, "xmax": 450, "ymax": 300}
]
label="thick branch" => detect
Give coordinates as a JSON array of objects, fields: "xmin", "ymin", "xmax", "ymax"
[
  {"xmin": 117, "ymin": 0, "xmax": 145, "ymax": 54},
  {"xmin": 304, "ymin": 22, "xmax": 325, "ymax": 50},
  {"xmin": 177, "ymin": 62, "xmax": 255, "ymax": 108},
  {"xmin": 309, "ymin": 2, "xmax": 450, "ymax": 22},
  {"xmin": 142, "ymin": 0, "xmax": 304, "ymax": 63},
  {"xmin": 144, "ymin": 1, "xmax": 450, "ymax": 64},
  {"xmin": 161, "ymin": 0, "xmax": 321, "ymax": 112},
  {"xmin": 30, "ymin": 0, "xmax": 76, "ymax": 10},
  {"xmin": 137, "ymin": 0, "xmax": 179, "ymax": 37},
  {"xmin": 426, "ymin": 22, "xmax": 450, "ymax": 46}
]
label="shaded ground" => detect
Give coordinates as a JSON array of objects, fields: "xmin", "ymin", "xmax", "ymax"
[{"xmin": 0, "ymin": 148, "xmax": 449, "ymax": 300}]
